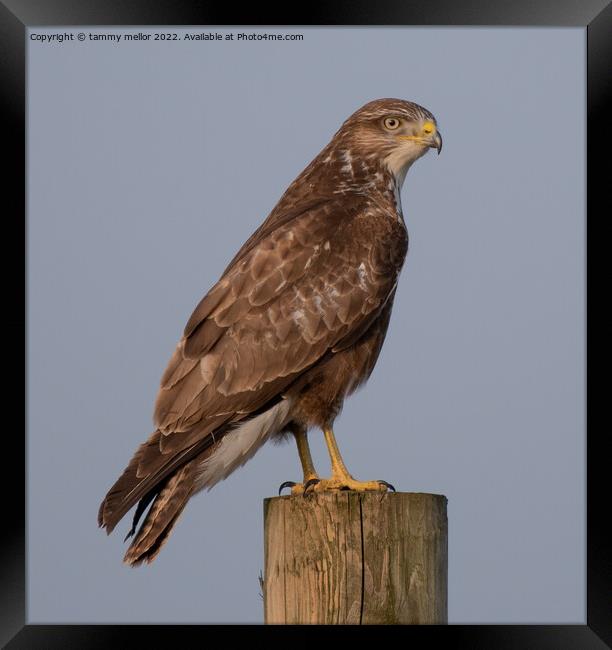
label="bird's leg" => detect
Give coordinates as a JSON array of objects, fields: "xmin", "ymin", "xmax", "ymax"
[
  {"xmin": 324, "ymin": 425, "xmax": 353, "ymax": 480},
  {"xmin": 307, "ymin": 426, "xmax": 394, "ymax": 493},
  {"xmin": 295, "ymin": 429, "xmax": 319, "ymax": 489},
  {"xmin": 278, "ymin": 429, "xmax": 320, "ymax": 496}
]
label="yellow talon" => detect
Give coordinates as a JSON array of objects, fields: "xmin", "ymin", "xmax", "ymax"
[
  {"xmin": 308, "ymin": 477, "xmax": 392, "ymax": 493},
  {"xmin": 280, "ymin": 426, "xmax": 395, "ymax": 497}
]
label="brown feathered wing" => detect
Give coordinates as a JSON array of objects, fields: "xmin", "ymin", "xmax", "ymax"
[{"xmin": 98, "ymin": 197, "xmax": 406, "ymax": 564}]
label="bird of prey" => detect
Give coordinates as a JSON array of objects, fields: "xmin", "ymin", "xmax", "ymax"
[{"xmin": 98, "ymin": 98, "xmax": 442, "ymax": 566}]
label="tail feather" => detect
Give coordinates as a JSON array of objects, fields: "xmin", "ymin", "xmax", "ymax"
[
  {"xmin": 123, "ymin": 460, "xmax": 196, "ymax": 566},
  {"xmin": 98, "ymin": 429, "xmax": 217, "ymax": 535},
  {"xmin": 123, "ymin": 484, "xmax": 163, "ymax": 542},
  {"xmin": 98, "ymin": 430, "xmax": 163, "ymax": 534},
  {"xmin": 98, "ymin": 402, "xmax": 288, "ymax": 565}
]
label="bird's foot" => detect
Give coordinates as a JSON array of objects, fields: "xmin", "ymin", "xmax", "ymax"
[
  {"xmin": 278, "ymin": 475, "xmax": 320, "ymax": 496},
  {"xmin": 303, "ymin": 476, "xmax": 395, "ymax": 494}
]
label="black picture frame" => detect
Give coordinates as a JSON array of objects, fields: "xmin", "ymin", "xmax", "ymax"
[{"xmin": 4, "ymin": 1, "xmax": 609, "ymax": 646}]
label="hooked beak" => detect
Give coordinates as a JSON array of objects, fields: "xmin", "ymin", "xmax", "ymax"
[
  {"xmin": 430, "ymin": 130, "xmax": 442, "ymax": 155},
  {"xmin": 397, "ymin": 128, "xmax": 443, "ymax": 154}
]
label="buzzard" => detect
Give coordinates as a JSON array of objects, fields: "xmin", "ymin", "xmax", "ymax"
[{"xmin": 98, "ymin": 98, "xmax": 442, "ymax": 566}]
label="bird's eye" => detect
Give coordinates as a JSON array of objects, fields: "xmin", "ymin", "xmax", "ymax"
[{"xmin": 383, "ymin": 117, "xmax": 401, "ymax": 130}]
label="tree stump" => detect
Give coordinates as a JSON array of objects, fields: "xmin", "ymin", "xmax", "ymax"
[{"xmin": 263, "ymin": 491, "xmax": 447, "ymax": 624}]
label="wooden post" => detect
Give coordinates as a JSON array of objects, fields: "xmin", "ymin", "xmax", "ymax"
[{"xmin": 263, "ymin": 491, "xmax": 447, "ymax": 624}]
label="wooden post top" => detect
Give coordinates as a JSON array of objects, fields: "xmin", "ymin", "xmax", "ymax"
[
  {"xmin": 264, "ymin": 491, "xmax": 447, "ymax": 504},
  {"xmin": 263, "ymin": 491, "xmax": 448, "ymax": 624}
]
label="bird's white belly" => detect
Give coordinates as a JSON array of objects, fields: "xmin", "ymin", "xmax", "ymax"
[{"xmin": 193, "ymin": 399, "xmax": 292, "ymax": 491}]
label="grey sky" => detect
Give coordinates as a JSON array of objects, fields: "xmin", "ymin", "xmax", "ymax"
[{"xmin": 27, "ymin": 27, "xmax": 585, "ymax": 623}]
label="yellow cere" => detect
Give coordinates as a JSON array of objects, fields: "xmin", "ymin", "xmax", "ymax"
[
  {"xmin": 396, "ymin": 120, "xmax": 437, "ymax": 144},
  {"xmin": 422, "ymin": 121, "xmax": 436, "ymax": 135}
]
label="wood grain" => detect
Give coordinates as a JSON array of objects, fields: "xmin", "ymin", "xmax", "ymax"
[{"xmin": 263, "ymin": 492, "xmax": 447, "ymax": 624}]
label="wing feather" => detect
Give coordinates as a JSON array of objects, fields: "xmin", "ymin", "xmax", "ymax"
[
  {"xmin": 101, "ymin": 199, "xmax": 407, "ymax": 535},
  {"xmin": 151, "ymin": 198, "xmax": 407, "ymax": 461}
]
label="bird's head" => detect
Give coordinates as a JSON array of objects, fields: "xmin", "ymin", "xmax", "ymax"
[{"xmin": 334, "ymin": 98, "xmax": 442, "ymax": 187}]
